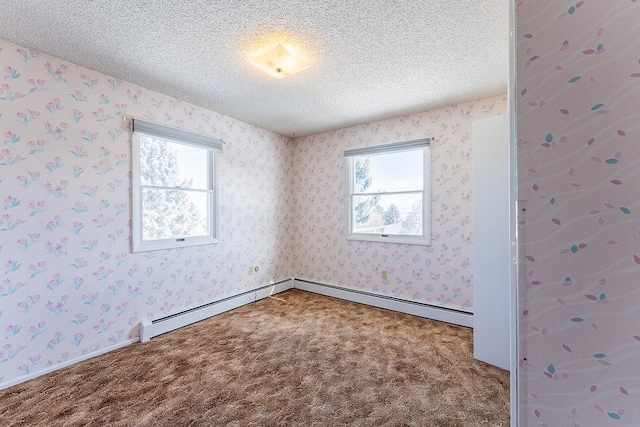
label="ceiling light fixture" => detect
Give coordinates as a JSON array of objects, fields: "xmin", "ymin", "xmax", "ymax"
[{"xmin": 248, "ymin": 43, "xmax": 310, "ymax": 79}]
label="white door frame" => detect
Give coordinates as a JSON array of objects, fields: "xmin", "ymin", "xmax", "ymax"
[{"xmin": 508, "ymin": 0, "xmax": 518, "ymax": 425}]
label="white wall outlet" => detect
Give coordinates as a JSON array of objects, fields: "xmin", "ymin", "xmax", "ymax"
[
  {"xmin": 248, "ymin": 266, "xmax": 254, "ymax": 275},
  {"xmin": 381, "ymin": 270, "xmax": 388, "ymax": 280}
]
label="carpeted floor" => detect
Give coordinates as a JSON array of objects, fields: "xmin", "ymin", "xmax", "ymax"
[{"xmin": 0, "ymin": 289, "xmax": 510, "ymax": 426}]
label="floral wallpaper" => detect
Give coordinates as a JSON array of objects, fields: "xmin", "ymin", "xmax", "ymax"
[
  {"xmin": 0, "ymin": 37, "xmax": 293, "ymax": 387},
  {"xmin": 0, "ymin": 34, "xmax": 511, "ymax": 390},
  {"xmin": 290, "ymin": 95, "xmax": 507, "ymax": 313},
  {"xmin": 517, "ymin": 1, "xmax": 640, "ymax": 425},
  {"xmin": 4, "ymin": 2, "xmax": 638, "ymax": 422}
]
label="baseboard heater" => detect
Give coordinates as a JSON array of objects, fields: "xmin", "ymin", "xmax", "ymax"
[
  {"xmin": 293, "ymin": 278, "xmax": 473, "ymax": 328},
  {"xmin": 138, "ymin": 279, "xmax": 293, "ymax": 342}
]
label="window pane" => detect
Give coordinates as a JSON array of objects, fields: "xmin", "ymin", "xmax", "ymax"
[
  {"xmin": 139, "ymin": 136, "xmax": 209, "ymax": 189},
  {"xmin": 353, "ymin": 193, "xmax": 423, "ymax": 236},
  {"xmin": 354, "ymin": 150, "xmax": 423, "ymax": 194},
  {"xmin": 142, "ymin": 188, "xmax": 209, "ymax": 240}
]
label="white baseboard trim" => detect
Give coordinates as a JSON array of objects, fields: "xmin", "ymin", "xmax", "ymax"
[
  {"xmin": 0, "ymin": 338, "xmax": 138, "ymax": 391},
  {"xmin": 293, "ymin": 278, "xmax": 473, "ymax": 328},
  {"xmin": 139, "ymin": 278, "xmax": 293, "ymax": 342}
]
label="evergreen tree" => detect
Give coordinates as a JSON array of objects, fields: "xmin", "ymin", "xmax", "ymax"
[
  {"xmin": 354, "ymin": 157, "xmax": 380, "ymax": 226},
  {"xmin": 139, "ymin": 137, "xmax": 204, "ymax": 240},
  {"xmin": 383, "ymin": 204, "xmax": 402, "ymax": 225}
]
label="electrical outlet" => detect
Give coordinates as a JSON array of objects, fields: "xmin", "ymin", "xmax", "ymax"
[
  {"xmin": 248, "ymin": 266, "xmax": 253, "ymax": 275},
  {"xmin": 381, "ymin": 270, "xmax": 388, "ymax": 280}
]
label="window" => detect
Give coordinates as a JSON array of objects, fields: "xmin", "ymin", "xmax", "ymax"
[
  {"xmin": 131, "ymin": 119, "xmax": 221, "ymax": 252},
  {"xmin": 344, "ymin": 138, "xmax": 431, "ymax": 245}
]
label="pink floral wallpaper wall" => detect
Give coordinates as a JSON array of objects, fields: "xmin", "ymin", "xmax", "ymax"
[
  {"xmin": 0, "ymin": 33, "xmax": 511, "ymax": 390},
  {"xmin": 0, "ymin": 38, "xmax": 293, "ymax": 387},
  {"xmin": 290, "ymin": 95, "xmax": 507, "ymax": 312},
  {"xmin": 517, "ymin": 1, "xmax": 640, "ymax": 425}
]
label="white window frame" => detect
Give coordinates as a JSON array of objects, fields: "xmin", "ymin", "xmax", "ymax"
[
  {"xmin": 344, "ymin": 138, "xmax": 431, "ymax": 246},
  {"xmin": 131, "ymin": 119, "xmax": 221, "ymax": 252}
]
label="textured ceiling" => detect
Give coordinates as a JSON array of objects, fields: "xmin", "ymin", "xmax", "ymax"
[{"xmin": 0, "ymin": 0, "xmax": 508, "ymax": 137}]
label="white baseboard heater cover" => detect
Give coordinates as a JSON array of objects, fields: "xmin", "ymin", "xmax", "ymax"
[
  {"xmin": 293, "ymin": 278, "xmax": 473, "ymax": 328},
  {"xmin": 139, "ymin": 279, "xmax": 293, "ymax": 342},
  {"xmin": 139, "ymin": 277, "xmax": 472, "ymax": 343}
]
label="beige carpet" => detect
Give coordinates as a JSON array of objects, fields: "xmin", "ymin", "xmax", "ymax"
[{"xmin": 0, "ymin": 289, "xmax": 509, "ymax": 426}]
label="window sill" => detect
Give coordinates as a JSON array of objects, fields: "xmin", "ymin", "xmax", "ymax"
[
  {"xmin": 346, "ymin": 234, "xmax": 430, "ymax": 246},
  {"xmin": 132, "ymin": 237, "xmax": 219, "ymax": 253}
]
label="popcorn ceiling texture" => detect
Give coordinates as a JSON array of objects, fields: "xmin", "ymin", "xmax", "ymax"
[{"xmin": 0, "ymin": 0, "xmax": 508, "ymax": 137}]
